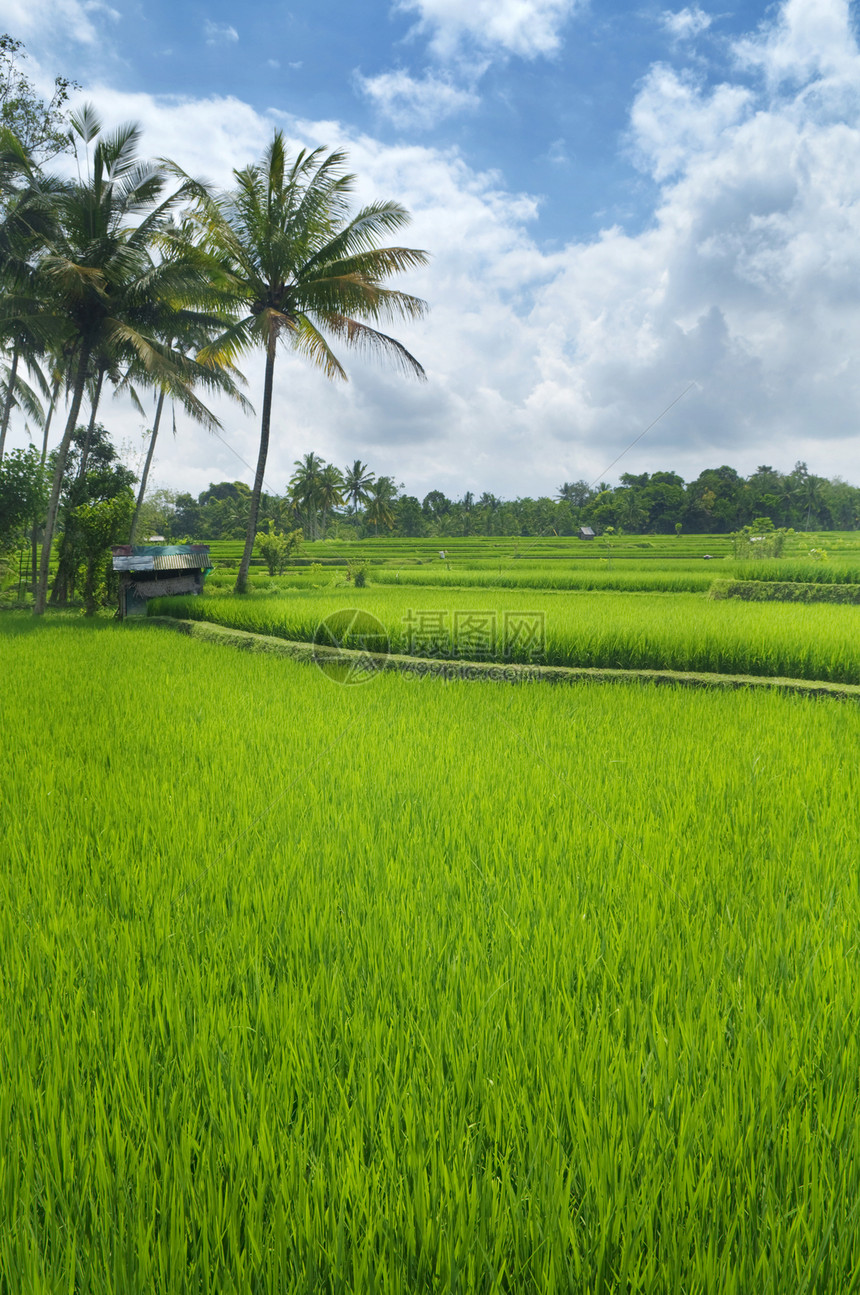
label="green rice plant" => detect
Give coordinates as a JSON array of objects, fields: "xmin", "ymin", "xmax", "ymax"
[
  {"xmin": 2, "ymin": 615, "xmax": 860, "ymax": 1293},
  {"xmin": 373, "ymin": 567, "xmax": 714, "ymax": 592},
  {"xmin": 148, "ymin": 585, "xmax": 860, "ymax": 683},
  {"xmin": 734, "ymin": 559, "xmax": 860, "ymax": 584}
]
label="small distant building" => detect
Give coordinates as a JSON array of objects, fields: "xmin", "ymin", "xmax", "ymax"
[
  {"xmin": 112, "ymin": 545, "xmax": 212, "ymax": 618},
  {"xmin": 579, "ymin": 526, "xmax": 596, "ymax": 540}
]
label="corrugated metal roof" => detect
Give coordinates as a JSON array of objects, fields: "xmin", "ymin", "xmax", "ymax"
[
  {"xmin": 112, "ymin": 544, "xmax": 211, "ymax": 573},
  {"xmin": 152, "ymin": 553, "xmax": 210, "ymax": 571}
]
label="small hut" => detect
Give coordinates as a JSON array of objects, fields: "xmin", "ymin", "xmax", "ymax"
[
  {"xmin": 578, "ymin": 526, "xmax": 596, "ymax": 541},
  {"xmin": 112, "ymin": 544, "xmax": 212, "ymax": 618}
]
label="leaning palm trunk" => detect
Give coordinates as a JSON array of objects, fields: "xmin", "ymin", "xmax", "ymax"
[
  {"xmin": 76, "ymin": 368, "xmax": 105, "ymax": 479},
  {"xmin": 0, "ymin": 341, "xmax": 20, "ymax": 469},
  {"xmin": 39, "ymin": 375, "xmax": 60, "ymax": 468},
  {"xmin": 34, "ymin": 346, "xmax": 91, "ymax": 616},
  {"xmin": 129, "ymin": 389, "xmax": 166, "ymax": 545},
  {"xmin": 51, "ymin": 369, "xmax": 106, "ymax": 605},
  {"xmin": 30, "ymin": 375, "xmax": 60, "ymax": 593},
  {"xmin": 235, "ymin": 325, "xmax": 276, "ymax": 594}
]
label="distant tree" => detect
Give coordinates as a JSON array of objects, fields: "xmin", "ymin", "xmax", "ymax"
[
  {"xmin": 290, "ymin": 452, "xmax": 325, "ymax": 540},
  {"xmin": 134, "ymin": 486, "xmax": 179, "ymax": 541},
  {"xmin": 366, "ymin": 476, "xmax": 397, "ymax": 534},
  {"xmin": 422, "ymin": 490, "xmax": 451, "ymax": 521},
  {"xmin": 343, "ymin": 459, "xmax": 375, "ymax": 519},
  {"xmin": 557, "ymin": 480, "xmax": 594, "ymax": 508},
  {"xmin": 394, "ymin": 493, "xmax": 424, "ymax": 537},
  {"xmin": 317, "ymin": 462, "xmax": 345, "ymax": 536}
]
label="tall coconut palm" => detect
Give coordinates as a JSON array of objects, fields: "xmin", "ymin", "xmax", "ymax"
[
  {"xmin": 317, "ymin": 462, "xmax": 344, "ymax": 537},
  {"xmin": 365, "ymin": 475, "xmax": 397, "ymax": 535},
  {"xmin": 26, "ymin": 106, "xmax": 232, "ymax": 614},
  {"xmin": 343, "ymin": 458, "xmax": 374, "ymax": 519},
  {"xmin": 187, "ymin": 133, "xmax": 428, "ymax": 593},
  {"xmin": 289, "ymin": 451, "xmax": 325, "ymax": 539}
]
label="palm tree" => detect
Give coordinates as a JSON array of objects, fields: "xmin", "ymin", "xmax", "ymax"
[
  {"xmin": 343, "ymin": 458, "xmax": 375, "ymax": 519},
  {"xmin": 365, "ymin": 475, "xmax": 397, "ymax": 535},
  {"xmin": 187, "ymin": 133, "xmax": 428, "ymax": 593},
  {"xmin": 317, "ymin": 461, "xmax": 344, "ymax": 537},
  {"xmin": 25, "ymin": 106, "xmax": 228, "ymax": 614},
  {"xmin": 289, "ymin": 450, "xmax": 325, "ymax": 540}
]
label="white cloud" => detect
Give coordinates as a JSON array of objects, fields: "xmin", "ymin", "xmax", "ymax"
[
  {"xmin": 7, "ymin": 0, "xmax": 860, "ymax": 497},
  {"xmin": 395, "ymin": 0, "xmax": 579, "ymax": 59},
  {"xmin": 357, "ymin": 68, "xmax": 480, "ymax": 128},
  {"xmin": 629, "ymin": 66, "xmax": 751, "ymax": 181},
  {"xmin": 203, "ymin": 20, "xmax": 239, "ymax": 46},
  {"xmin": 661, "ymin": 7, "xmax": 712, "ymax": 42},
  {"xmin": 734, "ymin": 0, "xmax": 857, "ymax": 86},
  {"xmin": 0, "ymin": 0, "xmax": 102, "ymax": 45}
]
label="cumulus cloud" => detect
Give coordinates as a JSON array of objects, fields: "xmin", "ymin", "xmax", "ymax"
[
  {"xmin": 395, "ymin": 0, "xmax": 579, "ymax": 59},
  {"xmin": 356, "ymin": 68, "xmax": 480, "ymax": 128},
  {"xmin": 7, "ymin": 0, "xmax": 860, "ymax": 497}
]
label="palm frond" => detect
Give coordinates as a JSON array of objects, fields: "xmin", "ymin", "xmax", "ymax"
[
  {"xmin": 290, "ymin": 314, "xmax": 347, "ymax": 380},
  {"xmin": 322, "ymin": 314, "xmax": 426, "ymax": 380}
]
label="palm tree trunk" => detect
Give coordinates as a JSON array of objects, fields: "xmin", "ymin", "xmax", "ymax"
[
  {"xmin": 0, "ymin": 341, "xmax": 20, "ymax": 469},
  {"xmin": 129, "ymin": 389, "xmax": 166, "ymax": 545},
  {"xmin": 50, "ymin": 369, "xmax": 105, "ymax": 606},
  {"xmin": 34, "ymin": 346, "xmax": 91, "ymax": 616},
  {"xmin": 30, "ymin": 374, "xmax": 61, "ymax": 593},
  {"xmin": 76, "ymin": 367, "xmax": 104, "ymax": 479},
  {"xmin": 39, "ymin": 375, "xmax": 60, "ymax": 468},
  {"xmin": 235, "ymin": 326, "xmax": 276, "ymax": 595}
]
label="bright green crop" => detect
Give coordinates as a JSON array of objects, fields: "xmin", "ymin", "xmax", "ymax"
[{"xmin": 2, "ymin": 615, "xmax": 860, "ymax": 1292}]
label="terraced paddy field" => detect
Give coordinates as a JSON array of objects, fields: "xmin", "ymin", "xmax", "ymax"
[
  {"xmin": 2, "ymin": 614, "xmax": 860, "ymax": 1293},
  {"xmin": 150, "ymin": 585, "xmax": 860, "ymax": 684}
]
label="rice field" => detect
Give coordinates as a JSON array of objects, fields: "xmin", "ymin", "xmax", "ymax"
[
  {"xmin": 149, "ymin": 585, "xmax": 860, "ymax": 684},
  {"xmin": 2, "ymin": 614, "xmax": 860, "ymax": 1293}
]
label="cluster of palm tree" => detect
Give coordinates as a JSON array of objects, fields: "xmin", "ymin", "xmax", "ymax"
[
  {"xmin": 286, "ymin": 454, "xmax": 398, "ymax": 537},
  {"xmin": 0, "ymin": 107, "xmax": 428, "ymax": 607}
]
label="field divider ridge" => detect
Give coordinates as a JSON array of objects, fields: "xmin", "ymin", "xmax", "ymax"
[{"xmin": 139, "ymin": 616, "xmax": 860, "ymax": 700}]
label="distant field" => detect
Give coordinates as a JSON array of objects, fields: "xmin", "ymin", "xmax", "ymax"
[
  {"xmin": 200, "ymin": 530, "xmax": 860, "ymax": 571},
  {"xmin": 3, "ymin": 616, "xmax": 860, "ymax": 1293}
]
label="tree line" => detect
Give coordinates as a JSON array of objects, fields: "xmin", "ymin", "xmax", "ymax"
[
  {"xmin": 0, "ymin": 34, "xmax": 426, "ymax": 608},
  {"xmin": 131, "ymin": 459, "xmax": 860, "ymax": 544}
]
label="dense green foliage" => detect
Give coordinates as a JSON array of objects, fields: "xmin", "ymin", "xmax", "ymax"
[
  {"xmin": 138, "ymin": 461, "xmax": 860, "ymax": 542},
  {"xmin": 2, "ymin": 617, "xmax": 859, "ymax": 1293}
]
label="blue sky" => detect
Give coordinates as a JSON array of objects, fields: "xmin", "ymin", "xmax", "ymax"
[{"xmin": 3, "ymin": 0, "xmax": 860, "ymax": 500}]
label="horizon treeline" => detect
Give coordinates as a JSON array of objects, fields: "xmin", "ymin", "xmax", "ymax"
[{"xmin": 138, "ymin": 458, "xmax": 860, "ymax": 542}]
